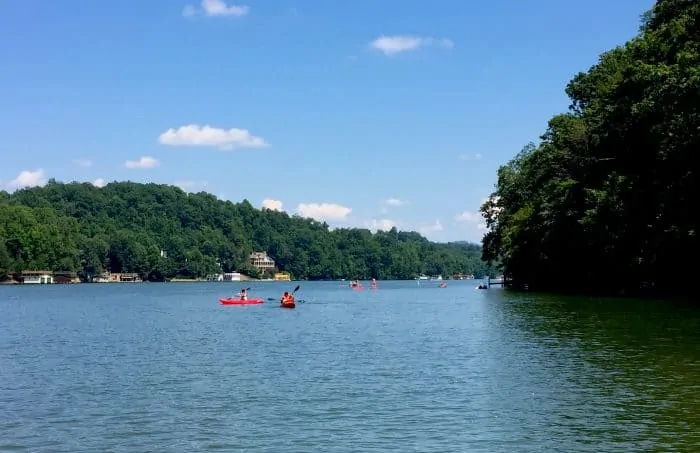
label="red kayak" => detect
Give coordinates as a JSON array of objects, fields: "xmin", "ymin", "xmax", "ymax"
[
  {"xmin": 280, "ymin": 302, "xmax": 296, "ymax": 309},
  {"xmin": 219, "ymin": 298, "xmax": 264, "ymax": 305},
  {"xmin": 351, "ymin": 285, "xmax": 364, "ymax": 291}
]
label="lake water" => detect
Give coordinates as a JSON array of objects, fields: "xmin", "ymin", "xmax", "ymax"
[{"xmin": 1, "ymin": 280, "xmax": 699, "ymax": 452}]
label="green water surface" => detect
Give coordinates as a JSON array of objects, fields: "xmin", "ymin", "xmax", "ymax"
[{"xmin": 1, "ymin": 280, "xmax": 698, "ymax": 452}]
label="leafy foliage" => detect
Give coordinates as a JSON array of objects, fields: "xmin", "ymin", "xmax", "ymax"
[
  {"xmin": 0, "ymin": 180, "xmax": 489, "ymax": 280},
  {"xmin": 481, "ymin": 0, "xmax": 698, "ymax": 297}
]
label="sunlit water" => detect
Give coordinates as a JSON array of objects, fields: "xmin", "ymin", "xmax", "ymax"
[{"xmin": 1, "ymin": 280, "xmax": 699, "ymax": 452}]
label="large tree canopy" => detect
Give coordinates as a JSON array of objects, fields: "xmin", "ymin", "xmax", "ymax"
[
  {"xmin": 0, "ymin": 180, "xmax": 490, "ymax": 281},
  {"xmin": 481, "ymin": 0, "xmax": 698, "ymax": 297}
]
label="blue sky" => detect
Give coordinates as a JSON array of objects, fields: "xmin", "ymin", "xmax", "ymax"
[{"xmin": 0, "ymin": 0, "xmax": 653, "ymax": 243}]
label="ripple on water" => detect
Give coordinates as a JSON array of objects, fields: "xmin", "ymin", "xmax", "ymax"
[{"xmin": 1, "ymin": 282, "xmax": 699, "ymax": 452}]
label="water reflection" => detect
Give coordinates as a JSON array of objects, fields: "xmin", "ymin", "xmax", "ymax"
[{"xmin": 491, "ymin": 290, "xmax": 700, "ymax": 451}]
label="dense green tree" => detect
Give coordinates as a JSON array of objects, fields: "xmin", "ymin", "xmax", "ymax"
[
  {"xmin": 0, "ymin": 180, "xmax": 489, "ymax": 281},
  {"xmin": 481, "ymin": 0, "xmax": 698, "ymax": 297}
]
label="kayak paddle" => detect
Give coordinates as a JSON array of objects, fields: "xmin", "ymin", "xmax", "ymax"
[
  {"xmin": 273, "ymin": 285, "xmax": 303, "ymax": 304},
  {"xmin": 291, "ymin": 285, "xmax": 302, "ymax": 302},
  {"xmin": 233, "ymin": 287, "xmax": 251, "ymax": 298},
  {"xmin": 268, "ymin": 297, "xmax": 305, "ymax": 302}
]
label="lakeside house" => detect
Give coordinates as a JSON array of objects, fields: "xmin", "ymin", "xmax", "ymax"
[
  {"xmin": 205, "ymin": 272, "xmax": 242, "ymax": 281},
  {"xmin": 92, "ymin": 272, "xmax": 142, "ymax": 283},
  {"xmin": 250, "ymin": 251, "xmax": 276, "ymax": 272},
  {"xmin": 9, "ymin": 270, "xmax": 81, "ymax": 284},
  {"xmin": 20, "ymin": 270, "xmax": 54, "ymax": 284},
  {"xmin": 54, "ymin": 271, "xmax": 81, "ymax": 284}
]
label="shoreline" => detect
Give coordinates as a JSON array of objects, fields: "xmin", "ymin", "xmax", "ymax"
[{"xmin": 1, "ymin": 277, "xmax": 484, "ymax": 286}]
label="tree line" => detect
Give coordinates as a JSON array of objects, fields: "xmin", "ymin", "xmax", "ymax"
[
  {"xmin": 0, "ymin": 180, "xmax": 491, "ymax": 281},
  {"xmin": 480, "ymin": 0, "xmax": 697, "ymax": 297}
]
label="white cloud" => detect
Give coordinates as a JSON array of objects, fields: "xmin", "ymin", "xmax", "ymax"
[
  {"xmin": 262, "ymin": 198, "xmax": 283, "ymax": 211},
  {"xmin": 454, "ymin": 197, "xmax": 501, "ymax": 241},
  {"xmin": 455, "ymin": 210, "xmax": 487, "ymax": 231},
  {"xmin": 419, "ymin": 219, "xmax": 443, "ymax": 235},
  {"xmin": 365, "ymin": 219, "xmax": 397, "ymax": 232},
  {"xmin": 158, "ymin": 124, "xmax": 268, "ymax": 150},
  {"xmin": 459, "ymin": 153, "xmax": 482, "ymax": 161},
  {"xmin": 296, "ymin": 202, "xmax": 351, "ymax": 221},
  {"xmin": 73, "ymin": 158, "xmax": 93, "ymax": 168},
  {"xmin": 203, "ymin": 0, "xmax": 248, "ymax": 16},
  {"xmin": 183, "ymin": 0, "xmax": 249, "ymax": 17},
  {"xmin": 6, "ymin": 169, "xmax": 47, "ymax": 191},
  {"xmin": 370, "ymin": 35, "xmax": 453, "ymax": 56},
  {"xmin": 174, "ymin": 180, "xmax": 208, "ymax": 192},
  {"xmin": 439, "ymin": 38, "xmax": 455, "ymax": 49},
  {"xmin": 92, "ymin": 178, "xmax": 106, "ymax": 188},
  {"xmin": 183, "ymin": 5, "xmax": 197, "ymax": 16},
  {"xmin": 124, "ymin": 156, "xmax": 159, "ymax": 169},
  {"xmin": 384, "ymin": 197, "xmax": 408, "ymax": 207},
  {"xmin": 482, "ymin": 195, "xmax": 503, "ymax": 219}
]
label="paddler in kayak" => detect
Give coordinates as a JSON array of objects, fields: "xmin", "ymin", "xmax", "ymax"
[
  {"xmin": 237, "ymin": 289, "xmax": 248, "ymax": 300},
  {"xmin": 370, "ymin": 278, "xmax": 377, "ymax": 289},
  {"xmin": 280, "ymin": 291, "xmax": 295, "ymax": 305}
]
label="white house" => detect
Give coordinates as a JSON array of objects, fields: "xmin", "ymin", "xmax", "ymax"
[
  {"xmin": 21, "ymin": 271, "xmax": 53, "ymax": 284},
  {"xmin": 223, "ymin": 272, "xmax": 242, "ymax": 281},
  {"xmin": 249, "ymin": 252, "xmax": 276, "ymax": 272}
]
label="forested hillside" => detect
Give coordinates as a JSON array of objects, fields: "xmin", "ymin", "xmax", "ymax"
[
  {"xmin": 481, "ymin": 0, "xmax": 697, "ymax": 297},
  {"xmin": 0, "ymin": 180, "xmax": 489, "ymax": 280}
]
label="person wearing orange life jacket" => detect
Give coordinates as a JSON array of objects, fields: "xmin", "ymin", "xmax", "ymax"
[{"xmin": 280, "ymin": 291, "xmax": 295, "ymax": 305}]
